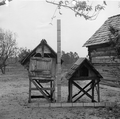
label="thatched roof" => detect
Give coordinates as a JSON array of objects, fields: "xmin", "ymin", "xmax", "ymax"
[
  {"xmin": 21, "ymin": 39, "xmax": 57, "ymax": 66},
  {"xmin": 66, "ymin": 58, "xmax": 102, "ymax": 80},
  {"xmin": 83, "ymin": 14, "xmax": 120, "ymax": 47}
]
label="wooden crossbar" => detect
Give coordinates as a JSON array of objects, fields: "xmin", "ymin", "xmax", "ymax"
[
  {"xmin": 74, "ymin": 80, "xmax": 100, "ymax": 102},
  {"xmin": 72, "ymin": 81, "xmax": 96, "ymax": 102},
  {"xmin": 72, "ymin": 80, "xmax": 93, "ymax": 99},
  {"xmin": 35, "ymin": 80, "xmax": 51, "ymax": 96}
]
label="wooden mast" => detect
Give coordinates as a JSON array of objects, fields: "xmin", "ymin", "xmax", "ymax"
[{"xmin": 57, "ymin": 19, "xmax": 61, "ymax": 102}]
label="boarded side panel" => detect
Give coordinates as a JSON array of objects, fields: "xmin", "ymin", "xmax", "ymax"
[
  {"xmin": 29, "ymin": 57, "xmax": 52, "ymax": 77},
  {"xmin": 93, "ymin": 64, "xmax": 120, "ymax": 87},
  {"xmin": 91, "ymin": 57, "xmax": 120, "ymax": 64},
  {"xmin": 88, "ymin": 45, "xmax": 120, "ymax": 87},
  {"xmin": 91, "ymin": 50, "xmax": 116, "ymax": 57}
]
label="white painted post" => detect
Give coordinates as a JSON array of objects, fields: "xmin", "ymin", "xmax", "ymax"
[{"xmin": 57, "ymin": 19, "xmax": 61, "ymax": 102}]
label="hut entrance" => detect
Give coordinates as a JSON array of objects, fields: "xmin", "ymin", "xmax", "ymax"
[{"xmin": 28, "ymin": 57, "xmax": 55, "ymax": 103}]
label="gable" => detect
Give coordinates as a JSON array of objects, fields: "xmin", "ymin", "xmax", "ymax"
[
  {"xmin": 36, "ymin": 45, "xmax": 51, "ymax": 54},
  {"xmin": 21, "ymin": 39, "xmax": 57, "ymax": 66}
]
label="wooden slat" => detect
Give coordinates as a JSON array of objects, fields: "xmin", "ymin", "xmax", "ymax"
[
  {"xmin": 31, "ymin": 87, "xmax": 54, "ymax": 90},
  {"xmin": 91, "ymin": 50, "xmax": 116, "ymax": 57},
  {"xmin": 92, "ymin": 57, "xmax": 120, "ymax": 64},
  {"xmin": 31, "ymin": 95, "xmax": 45, "ymax": 98}
]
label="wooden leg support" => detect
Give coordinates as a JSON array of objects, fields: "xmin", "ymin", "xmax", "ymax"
[
  {"xmin": 28, "ymin": 77, "xmax": 31, "ymax": 103},
  {"xmin": 68, "ymin": 80, "xmax": 73, "ymax": 102}
]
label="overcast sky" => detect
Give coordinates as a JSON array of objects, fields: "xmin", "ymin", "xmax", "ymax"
[{"xmin": 0, "ymin": 0, "xmax": 120, "ymax": 57}]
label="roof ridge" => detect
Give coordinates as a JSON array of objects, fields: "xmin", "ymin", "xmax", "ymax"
[{"xmin": 108, "ymin": 14, "xmax": 120, "ymax": 19}]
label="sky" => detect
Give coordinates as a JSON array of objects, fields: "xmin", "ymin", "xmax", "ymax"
[{"xmin": 0, "ymin": 0, "xmax": 120, "ymax": 57}]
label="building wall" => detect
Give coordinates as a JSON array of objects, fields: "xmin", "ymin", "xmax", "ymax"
[{"xmin": 88, "ymin": 43, "xmax": 120, "ymax": 87}]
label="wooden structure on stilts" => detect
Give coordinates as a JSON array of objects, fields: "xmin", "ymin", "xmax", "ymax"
[
  {"xmin": 21, "ymin": 39, "xmax": 58, "ymax": 103},
  {"xmin": 66, "ymin": 58, "xmax": 102, "ymax": 103}
]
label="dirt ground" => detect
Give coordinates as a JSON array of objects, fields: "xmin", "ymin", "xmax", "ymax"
[{"xmin": 0, "ymin": 64, "xmax": 120, "ymax": 119}]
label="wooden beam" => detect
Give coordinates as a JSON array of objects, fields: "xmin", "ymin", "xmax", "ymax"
[
  {"xmin": 91, "ymin": 80, "xmax": 95, "ymax": 102},
  {"xmin": 28, "ymin": 77, "xmax": 31, "ymax": 103},
  {"xmin": 41, "ymin": 39, "xmax": 44, "ymax": 57},
  {"xmin": 31, "ymin": 95, "xmax": 45, "ymax": 98},
  {"xmin": 97, "ymin": 80, "xmax": 100, "ymax": 102},
  {"xmin": 68, "ymin": 80, "xmax": 73, "ymax": 102}
]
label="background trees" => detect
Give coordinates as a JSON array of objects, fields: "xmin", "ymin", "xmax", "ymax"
[
  {"xmin": 62, "ymin": 51, "xmax": 79, "ymax": 69},
  {"xmin": 18, "ymin": 47, "xmax": 31, "ymax": 63},
  {"xmin": 0, "ymin": 28, "xmax": 17, "ymax": 74}
]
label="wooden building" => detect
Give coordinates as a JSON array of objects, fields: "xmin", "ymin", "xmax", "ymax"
[
  {"xmin": 83, "ymin": 14, "xmax": 120, "ymax": 87},
  {"xmin": 21, "ymin": 39, "xmax": 58, "ymax": 103},
  {"xmin": 66, "ymin": 58, "xmax": 102, "ymax": 103}
]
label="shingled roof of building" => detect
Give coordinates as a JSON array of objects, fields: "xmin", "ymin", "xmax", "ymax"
[
  {"xmin": 83, "ymin": 14, "xmax": 120, "ymax": 47},
  {"xmin": 66, "ymin": 58, "xmax": 102, "ymax": 80}
]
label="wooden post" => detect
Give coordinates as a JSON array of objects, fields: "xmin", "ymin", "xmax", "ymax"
[
  {"xmin": 57, "ymin": 19, "xmax": 61, "ymax": 102},
  {"xmin": 69, "ymin": 80, "xmax": 73, "ymax": 102},
  {"xmin": 28, "ymin": 77, "xmax": 31, "ymax": 103},
  {"xmin": 91, "ymin": 80, "xmax": 95, "ymax": 102},
  {"xmin": 41, "ymin": 39, "xmax": 44, "ymax": 57},
  {"xmin": 97, "ymin": 80, "xmax": 100, "ymax": 102}
]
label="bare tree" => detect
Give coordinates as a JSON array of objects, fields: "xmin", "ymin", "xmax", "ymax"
[
  {"xmin": 0, "ymin": 28, "xmax": 17, "ymax": 74},
  {"xmin": 46, "ymin": 0, "xmax": 107, "ymax": 20}
]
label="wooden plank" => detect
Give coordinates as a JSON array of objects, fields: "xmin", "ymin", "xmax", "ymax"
[
  {"xmin": 96, "ymin": 82, "xmax": 100, "ymax": 102},
  {"xmin": 92, "ymin": 57, "xmax": 120, "ymax": 64},
  {"xmin": 31, "ymin": 95, "xmax": 45, "ymax": 98},
  {"xmin": 89, "ymin": 43, "xmax": 109, "ymax": 52},
  {"xmin": 92, "ymin": 58, "xmax": 120, "ymax": 64},
  {"xmin": 68, "ymin": 80, "xmax": 73, "ymax": 102},
  {"xmin": 91, "ymin": 50, "xmax": 116, "ymax": 57},
  {"xmin": 91, "ymin": 80, "xmax": 95, "ymax": 102},
  {"xmin": 28, "ymin": 77, "xmax": 31, "ymax": 103}
]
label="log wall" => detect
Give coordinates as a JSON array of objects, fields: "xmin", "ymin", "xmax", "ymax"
[{"xmin": 88, "ymin": 43, "xmax": 120, "ymax": 87}]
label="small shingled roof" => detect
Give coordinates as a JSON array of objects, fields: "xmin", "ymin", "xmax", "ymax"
[
  {"xmin": 66, "ymin": 58, "xmax": 102, "ymax": 80},
  {"xmin": 21, "ymin": 39, "xmax": 57, "ymax": 65},
  {"xmin": 83, "ymin": 14, "xmax": 120, "ymax": 47}
]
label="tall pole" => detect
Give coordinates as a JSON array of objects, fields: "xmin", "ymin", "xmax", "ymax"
[{"xmin": 57, "ymin": 19, "xmax": 61, "ymax": 102}]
